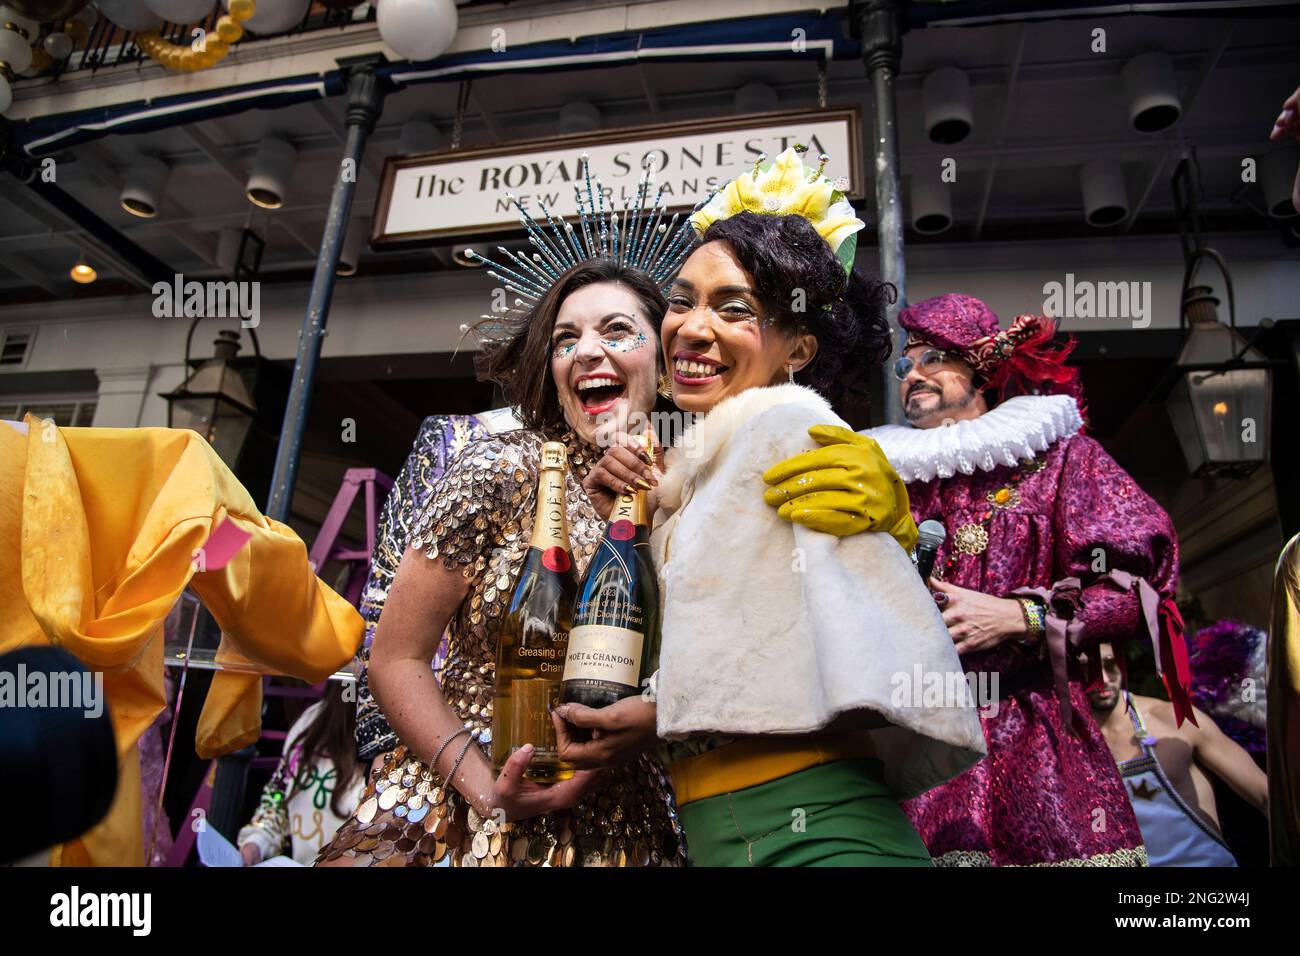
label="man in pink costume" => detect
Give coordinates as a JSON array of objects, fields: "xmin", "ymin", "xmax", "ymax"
[{"xmin": 866, "ymin": 293, "xmax": 1191, "ymax": 866}]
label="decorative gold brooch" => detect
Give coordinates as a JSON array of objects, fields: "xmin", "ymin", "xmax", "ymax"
[
  {"xmin": 952, "ymin": 523, "xmax": 990, "ymax": 556},
  {"xmin": 986, "ymin": 486, "xmax": 1021, "ymax": 510}
]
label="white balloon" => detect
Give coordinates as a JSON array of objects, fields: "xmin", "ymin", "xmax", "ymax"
[
  {"xmin": 377, "ymin": 0, "xmax": 457, "ymax": 62},
  {"xmin": 0, "ymin": 26, "xmax": 33, "ymax": 74},
  {"xmin": 0, "ymin": 74, "xmax": 11, "ymax": 115},
  {"xmin": 97, "ymin": 0, "xmax": 163, "ymax": 32},
  {"xmin": 0, "ymin": 6, "xmax": 39, "ymax": 41},
  {"xmin": 221, "ymin": 0, "xmax": 308, "ymax": 34},
  {"xmin": 44, "ymin": 31, "xmax": 74, "ymax": 60},
  {"xmin": 143, "ymin": 0, "xmax": 215, "ymax": 24}
]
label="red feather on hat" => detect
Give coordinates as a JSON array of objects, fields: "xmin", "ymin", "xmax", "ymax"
[{"xmin": 982, "ymin": 315, "xmax": 1086, "ymax": 415}]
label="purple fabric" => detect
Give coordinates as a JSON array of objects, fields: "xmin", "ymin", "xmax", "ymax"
[
  {"xmin": 138, "ymin": 714, "xmax": 173, "ymax": 866},
  {"xmin": 1188, "ymin": 619, "xmax": 1267, "ymax": 755},
  {"xmin": 901, "ymin": 433, "xmax": 1179, "ymax": 865},
  {"xmin": 899, "ymin": 293, "xmax": 1001, "ymax": 353}
]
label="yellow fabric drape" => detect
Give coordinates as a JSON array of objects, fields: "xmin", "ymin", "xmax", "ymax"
[
  {"xmin": 194, "ymin": 641, "xmax": 264, "ymax": 760},
  {"xmin": 0, "ymin": 417, "xmax": 363, "ymax": 866},
  {"xmin": 1269, "ymin": 532, "xmax": 1300, "ymax": 865}
]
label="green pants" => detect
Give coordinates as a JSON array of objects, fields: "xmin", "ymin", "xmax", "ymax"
[{"xmin": 677, "ymin": 759, "xmax": 933, "ymax": 867}]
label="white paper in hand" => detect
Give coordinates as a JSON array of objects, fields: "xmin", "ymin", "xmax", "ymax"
[
  {"xmin": 196, "ymin": 823, "xmax": 305, "ymax": 867},
  {"xmin": 196, "ymin": 823, "xmax": 243, "ymax": 867}
]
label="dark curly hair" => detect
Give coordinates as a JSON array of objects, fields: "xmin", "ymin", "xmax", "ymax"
[{"xmin": 697, "ymin": 211, "xmax": 894, "ymax": 407}]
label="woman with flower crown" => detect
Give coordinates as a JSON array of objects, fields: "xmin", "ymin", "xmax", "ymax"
[
  {"xmin": 557, "ymin": 148, "xmax": 987, "ymax": 866},
  {"xmin": 314, "ymin": 158, "xmax": 913, "ymax": 867}
]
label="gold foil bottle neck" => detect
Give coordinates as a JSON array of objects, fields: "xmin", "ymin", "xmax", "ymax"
[
  {"xmin": 613, "ymin": 488, "xmax": 648, "ymax": 527},
  {"xmin": 530, "ymin": 444, "xmax": 572, "ymax": 552},
  {"xmin": 540, "ymin": 441, "xmax": 567, "ymax": 471}
]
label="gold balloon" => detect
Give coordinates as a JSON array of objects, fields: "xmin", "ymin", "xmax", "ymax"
[
  {"xmin": 215, "ymin": 15, "xmax": 242, "ymax": 43},
  {"xmin": 136, "ymin": 0, "xmax": 252, "ymax": 72},
  {"xmin": 188, "ymin": 47, "xmax": 219, "ymax": 68}
]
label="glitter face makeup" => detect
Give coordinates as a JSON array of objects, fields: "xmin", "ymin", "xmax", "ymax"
[{"xmin": 601, "ymin": 331, "xmax": 649, "ymax": 353}]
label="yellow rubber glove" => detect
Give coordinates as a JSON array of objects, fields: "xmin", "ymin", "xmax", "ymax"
[{"xmin": 762, "ymin": 424, "xmax": 918, "ymax": 551}]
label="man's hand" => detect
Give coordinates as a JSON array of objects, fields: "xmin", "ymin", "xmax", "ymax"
[
  {"xmin": 762, "ymin": 425, "xmax": 918, "ymax": 549},
  {"xmin": 240, "ymin": 843, "xmax": 262, "ymax": 866},
  {"xmin": 930, "ymin": 578, "xmax": 1027, "ymax": 655},
  {"xmin": 552, "ymin": 697, "xmax": 658, "ymax": 769}
]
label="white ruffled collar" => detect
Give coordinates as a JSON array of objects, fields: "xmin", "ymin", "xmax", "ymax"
[{"xmin": 865, "ymin": 394, "xmax": 1083, "ymax": 483}]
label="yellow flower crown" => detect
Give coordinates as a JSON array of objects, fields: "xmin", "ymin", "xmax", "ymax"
[{"xmin": 689, "ymin": 145, "xmax": 865, "ymax": 274}]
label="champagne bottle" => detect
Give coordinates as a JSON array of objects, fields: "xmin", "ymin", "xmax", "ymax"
[
  {"xmin": 491, "ymin": 442, "xmax": 576, "ymax": 782},
  {"xmin": 561, "ymin": 485, "xmax": 660, "ymax": 708}
]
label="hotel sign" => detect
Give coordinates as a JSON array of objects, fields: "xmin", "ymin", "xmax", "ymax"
[{"xmin": 372, "ymin": 108, "xmax": 863, "ymax": 246}]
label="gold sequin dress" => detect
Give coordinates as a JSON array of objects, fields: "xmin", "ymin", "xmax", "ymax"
[{"xmin": 317, "ymin": 428, "xmax": 687, "ymax": 867}]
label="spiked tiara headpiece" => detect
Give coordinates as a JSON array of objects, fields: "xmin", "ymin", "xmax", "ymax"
[{"xmin": 464, "ymin": 154, "xmax": 705, "ymax": 333}]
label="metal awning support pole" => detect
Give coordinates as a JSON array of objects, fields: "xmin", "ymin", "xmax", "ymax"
[
  {"xmin": 265, "ymin": 58, "xmax": 385, "ymax": 523},
  {"xmin": 202, "ymin": 59, "xmax": 384, "ymax": 849},
  {"xmin": 856, "ymin": 0, "xmax": 907, "ymax": 424}
]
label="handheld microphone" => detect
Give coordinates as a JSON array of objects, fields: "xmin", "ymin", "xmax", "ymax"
[{"xmin": 915, "ymin": 520, "xmax": 946, "ymax": 584}]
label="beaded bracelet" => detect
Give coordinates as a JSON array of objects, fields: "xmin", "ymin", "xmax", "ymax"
[
  {"xmin": 429, "ymin": 727, "xmax": 472, "ymax": 778},
  {"xmin": 1017, "ymin": 597, "xmax": 1046, "ymax": 644},
  {"xmin": 444, "ymin": 735, "xmax": 477, "ymax": 792}
]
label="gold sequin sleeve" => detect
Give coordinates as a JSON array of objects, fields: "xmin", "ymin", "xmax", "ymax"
[{"xmin": 407, "ymin": 436, "xmax": 533, "ymax": 579}]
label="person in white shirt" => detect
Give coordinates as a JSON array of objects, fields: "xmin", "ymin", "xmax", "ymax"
[{"xmin": 238, "ymin": 690, "xmax": 365, "ymax": 866}]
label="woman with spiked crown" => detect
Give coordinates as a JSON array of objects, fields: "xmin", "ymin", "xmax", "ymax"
[
  {"xmin": 315, "ymin": 156, "xmax": 913, "ymax": 867},
  {"xmin": 557, "ymin": 147, "xmax": 986, "ymax": 866}
]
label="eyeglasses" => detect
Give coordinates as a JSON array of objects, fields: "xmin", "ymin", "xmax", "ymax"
[{"xmin": 892, "ymin": 348, "xmax": 949, "ymax": 381}]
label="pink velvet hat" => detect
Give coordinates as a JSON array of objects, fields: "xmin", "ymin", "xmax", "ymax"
[{"xmin": 899, "ymin": 293, "xmax": 1082, "ymax": 401}]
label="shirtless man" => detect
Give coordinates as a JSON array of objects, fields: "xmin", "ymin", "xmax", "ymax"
[{"xmin": 1087, "ymin": 642, "xmax": 1268, "ymax": 866}]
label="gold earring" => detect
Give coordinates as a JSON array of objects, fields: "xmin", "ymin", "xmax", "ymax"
[{"xmin": 657, "ymin": 373, "xmax": 673, "ymax": 399}]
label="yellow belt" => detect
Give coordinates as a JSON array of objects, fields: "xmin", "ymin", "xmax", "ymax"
[{"xmin": 667, "ymin": 733, "xmax": 878, "ymax": 806}]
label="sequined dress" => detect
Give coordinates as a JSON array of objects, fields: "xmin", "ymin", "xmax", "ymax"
[
  {"xmin": 317, "ymin": 428, "xmax": 687, "ymax": 867},
  {"xmin": 892, "ymin": 432, "xmax": 1177, "ymax": 866},
  {"xmin": 354, "ymin": 414, "xmax": 491, "ymax": 761}
]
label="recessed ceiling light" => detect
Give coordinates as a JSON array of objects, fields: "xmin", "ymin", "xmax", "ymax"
[{"xmin": 70, "ymin": 255, "xmax": 96, "ymax": 283}]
